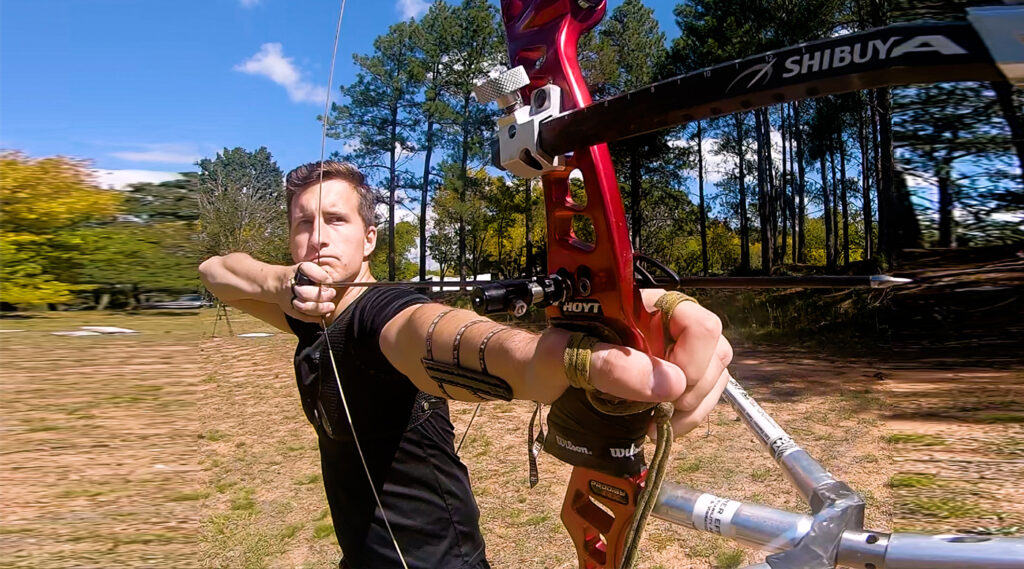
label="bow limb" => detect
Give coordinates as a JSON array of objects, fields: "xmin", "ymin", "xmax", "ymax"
[{"xmin": 498, "ymin": 2, "xmax": 666, "ymax": 568}]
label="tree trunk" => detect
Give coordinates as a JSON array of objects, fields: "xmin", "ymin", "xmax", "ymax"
[
  {"xmin": 388, "ymin": 105, "xmax": 399, "ymax": 281},
  {"xmin": 497, "ymin": 214, "xmax": 505, "ymax": 273},
  {"xmin": 419, "ymin": 120, "xmax": 436, "ymax": 282},
  {"xmin": 876, "ymin": 87, "xmax": 895, "ymax": 265},
  {"xmin": 795, "ymin": 102, "xmax": 807, "ymax": 263},
  {"xmin": 629, "ymin": 149, "xmax": 642, "ymax": 251},
  {"xmin": 789, "ymin": 102, "xmax": 798, "ymax": 264},
  {"xmin": 871, "ymin": 90, "xmax": 882, "ymax": 254},
  {"xmin": 697, "ymin": 122, "xmax": 709, "ymax": 276},
  {"xmin": 839, "ymin": 135, "xmax": 850, "ymax": 266},
  {"xmin": 736, "ymin": 113, "xmax": 750, "ymax": 272},
  {"xmin": 858, "ymin": 96, "xmax": 873, "ymax": 260},
  {"xmin": 780, "ymin": 105, "xmax": 789, "ymax": 265},
  {"xmin": 755, "ymin": 109, "xmax": 772, "ymax": 273},
  {"xmin": 821, "ymin": 152, "xmax": 833, "ymax": 269},
  {"xmin": 458, "ymin": 94, "xmax": 471, "ymax": 283},
  {"xmin": 893, "ymin": 171, "xmax": 923, "ymax": 250},
  {"xmin": 765, "ymin": 109, "xmax": 779, "ymax": 264},
  {"xmin": 525, "ymin": 179, "xmax": 535, "ymax": 277},
  {"xmin": 991, "ymin": 81, "xmax": 1024, "ymax": 186},
  {"xmin": 936, "ymin": 153, "xmax": 956, "ymax": 247},
  {"xmin": 829, "ymin": 149, "xmax": 840, "ymax": 268}
]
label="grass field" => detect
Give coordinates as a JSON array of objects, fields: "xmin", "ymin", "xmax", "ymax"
[{"xmin": 1, "ymin": 309, "xmax": 1020, "ymax": 568}]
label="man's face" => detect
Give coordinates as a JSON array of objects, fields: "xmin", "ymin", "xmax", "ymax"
[{"xmin": 289, "ymin": 179, "xmax": 376, "ymax": 281}]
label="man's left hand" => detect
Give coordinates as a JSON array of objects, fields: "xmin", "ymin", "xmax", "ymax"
[{"xmin": 583, "ymin": 289, "xmax": 733, "ymax": 438}]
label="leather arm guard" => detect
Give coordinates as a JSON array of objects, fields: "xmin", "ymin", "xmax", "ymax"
[{"xmin": 421, "ymin": 358, "xmax": 514, "ymax": 401}]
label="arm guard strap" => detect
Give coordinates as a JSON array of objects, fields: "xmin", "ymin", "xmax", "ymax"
[{"xmin": 421, "ymin": 358, "xmax": 514, "ymax": 401}]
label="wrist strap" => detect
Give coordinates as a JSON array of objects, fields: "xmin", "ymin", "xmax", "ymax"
[{"xmin": 563, "ymin": 332, "xmax": 600, "ymax": 390}]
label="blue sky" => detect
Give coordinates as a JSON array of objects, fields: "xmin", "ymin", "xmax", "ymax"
[{"xmin": 1, "ymin": 0, "xmax": 682, "ymax": 188}]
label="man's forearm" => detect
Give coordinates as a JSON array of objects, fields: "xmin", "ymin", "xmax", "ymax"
[
  {"xmin": 198, "ymin": 253, "xmax": 289, "ymax": 304},
  {"xmin": 387, "ymin": 304, "xmax": 571, "ymax": 404},
  {"xmin": 485, "ymin": 325, "xmax": 570, "ymax": 404}
]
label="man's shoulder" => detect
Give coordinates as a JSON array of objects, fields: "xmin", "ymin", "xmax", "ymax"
[
  {"xmin": 356, "ymin": 284, "xmax": 431, "ymax": 306},
  {"xmin": 350, "ymin": 286, "xmax": 432, "ymax": 335}
]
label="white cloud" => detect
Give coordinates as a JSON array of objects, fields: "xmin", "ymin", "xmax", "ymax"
[
  {"xmin": 992, "ymin": 212, "xmax": 1024, "ymax": 224},
  {"xmin": 110, "ymin": 143, "xmax": 200, "ymax": 165},
  {"xmin": 234, "ymin": 43, "xmax": 327, "ymax": 105},
  {"xmin": 671, "ymin": 136, "xmax": 733, "ymax": 185},
  {"xmin": 396, "ymin": 0, "xmax": 429, "ymax": 19},
  {"xmin": 375, "ymin": 202, "xmax": 419, "ymax": 225},
  {"xmin": 91, "ymin": 169, "xmax": 184, "ymax": 190}
]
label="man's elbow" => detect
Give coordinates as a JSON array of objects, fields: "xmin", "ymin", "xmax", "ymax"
[
  {"xmin": 198, "ymin": 256, "xmax": 220, "ymax": 288},
  {"xmin": 199, "ymin": 256, "xmax": 239, "ymax": 299}
]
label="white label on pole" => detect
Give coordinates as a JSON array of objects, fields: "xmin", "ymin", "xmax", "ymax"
[{"xmin": 692, "ymin": 493, "xmax": 742, "ymax": 537}]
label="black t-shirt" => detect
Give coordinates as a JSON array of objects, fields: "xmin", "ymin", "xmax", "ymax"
[{"xmin": 287, "ymin": 287, "xmax": 488, "ymax": 569}]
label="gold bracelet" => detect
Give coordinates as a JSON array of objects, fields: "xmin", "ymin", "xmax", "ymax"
[{"xmin": 562, "ymin": 332, "xmax": 600, "ymax": 391}]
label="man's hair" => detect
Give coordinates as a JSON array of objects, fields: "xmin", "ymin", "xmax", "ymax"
[{"xmin": 285, "ymin": 161, "xmax": 376, "ymax": 229}]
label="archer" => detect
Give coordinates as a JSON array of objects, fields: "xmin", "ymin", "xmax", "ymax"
[{"xmin": 198, "ymin": 160, "xmax": 733, "ymax": 569}]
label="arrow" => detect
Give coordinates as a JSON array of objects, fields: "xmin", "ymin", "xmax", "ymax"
[{"xmin": 308, "ymin": 275, "xmax": 912, "ymax": 290}]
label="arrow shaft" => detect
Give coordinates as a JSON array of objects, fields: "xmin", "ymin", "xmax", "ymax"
[{"xmin": 320, "ymin": 275, "xmax": 910, "ymax": 290}]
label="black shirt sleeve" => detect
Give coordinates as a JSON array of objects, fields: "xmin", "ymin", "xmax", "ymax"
[
  {"xmin": 285, "ymin": 313, "xmax": 321, "ymax": 339},
  {"xmin": 348, "ymin": 287, "xmax": 431, "ymax": 370}
]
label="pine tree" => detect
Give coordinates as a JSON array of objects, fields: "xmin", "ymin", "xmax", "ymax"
[
  {"xmin": 328, "ymin": 21, "xmax": 421, "ymax": 280},
  {"xmin": 439, "ymin": 0, "xmax": 504, "ymax": 283},
  {"xmin": 412, "ymin": 2, "xmax": 460, "ymax": 281},
  {"xmin": 894, "ymin": 82, "xmax": 1019, "ymax": 247}
]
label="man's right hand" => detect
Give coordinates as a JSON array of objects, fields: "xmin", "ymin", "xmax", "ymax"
[{"xmin": 284, "ymin": 262, "xmax": 337, "ymax": 323}]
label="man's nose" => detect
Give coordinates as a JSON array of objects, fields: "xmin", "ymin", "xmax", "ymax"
[{"xmin": 310, "ymin": 217, "xmax": 330, "ymax": 251}]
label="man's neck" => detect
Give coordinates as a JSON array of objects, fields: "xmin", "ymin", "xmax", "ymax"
[{"xmin": 328, "ymin": 263, "xmax": 375, "ymax": 323}]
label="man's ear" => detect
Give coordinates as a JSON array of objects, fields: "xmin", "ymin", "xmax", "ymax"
[{"xmin": 363, "ymin": 225, "xmax": 377, "ymax": 258}]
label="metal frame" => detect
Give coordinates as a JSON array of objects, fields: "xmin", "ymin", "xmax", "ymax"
[{"xmin": 652, "ymin": 380, "xmax": 1024, "ymax": 569}]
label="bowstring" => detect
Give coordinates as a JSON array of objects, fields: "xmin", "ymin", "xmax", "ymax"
[{"xmin": 317, "ymin": 2, "xmax": 409, "ymax": 567}]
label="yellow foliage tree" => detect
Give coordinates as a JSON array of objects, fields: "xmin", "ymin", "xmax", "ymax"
[{"xmin": 0, "ymin": 152, "xmax": 122, "ymax": 304}]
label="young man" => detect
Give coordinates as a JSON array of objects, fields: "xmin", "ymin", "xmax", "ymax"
[{"xmin": 199, "ymin": 161, "xmax": 733, "ymax": 569}]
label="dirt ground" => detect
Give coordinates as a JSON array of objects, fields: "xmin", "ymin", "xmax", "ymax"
[
  {"xmin": 1, "ymin": 308, "xmax": 1020, "ymax": 568},
  {"xmin": 0, "ymin": 312, "xmax": 201, "ymax": 568}
]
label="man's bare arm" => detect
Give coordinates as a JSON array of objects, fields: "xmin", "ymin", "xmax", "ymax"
[
  {"xmin": 380, "ymin": 303, "xmax": 688, "ymax": 405},
  {"xmin": 198, "ymin": 253, "xmax": 336, "ymax": 332}
]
